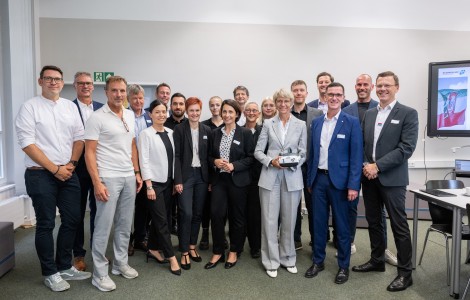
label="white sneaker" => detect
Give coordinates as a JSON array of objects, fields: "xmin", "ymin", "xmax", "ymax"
[
  {"xmin": 266, "ymin": 269, "xmax": 278, "ymax": 278},
  {"xmin": 282, "ymin": 265, "xmax": 298, "ymax": 274},
  {"xmin": 111, "ymin": 264, "xmax": 138, "ymax": 279},
  {"xmin": 92, "ymin": 275, "xmax": 116, "ymax": 292},
  {"xmin": 335, "ymin": 244, "xmax": 356, "ymax": 257},
  {"xmin": 385, "ymin": 249, "xmax": 398, "ymax": 266},
  {"xmin": 44, "ymin": 273, "xmax": 70, "ymax": 292},
  {"xmin": 59, "ymin": 266, "xmax": 92, "ymax": 281}
]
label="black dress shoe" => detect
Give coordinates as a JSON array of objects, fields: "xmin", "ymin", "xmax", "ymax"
[
  {"xmin": 189, "ymin": 248, "xmax": 202, "ymax": 262},
  {"xmin": 335, "ymin": 268, "xmax": 349, "ymax": 284},
  {"xmin": 134, "ymin": 241, "xmax": 148, "ymax": 252},
  {"xmin": 304, "ymin": 263, "xmax": 325, "ymax": 278},
  {"xmin": 250, "ymin": 249, "xmax": 261, "ymax": 259},
  {"xmin": 224, "ymin": 260, "xmax": 237, "ymax": 269},
  {"xmin": 204, "ymin": 254, "xmax": 225, "ymax": 269},
  {"xmin": 146, "ymin": 251, "xmax": 168, "ymax": 264},
  {"xmin": 387, "ymin": 275, "xmax": 413, "ymax": 292},
  {"xmin": 181, "ymin": 253, "xmax": 191, "ymax": 270},
  {"xmin": 352, "ymin": 260, "xmax": 385, "ymax": 272}
]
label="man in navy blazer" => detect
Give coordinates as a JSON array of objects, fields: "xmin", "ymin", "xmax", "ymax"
[
  {"xmin": 127, "ymin": 84, "xmax": 153, "ymax": 256},
  {"xmin": 305, "ymin": 82, "xmax": 363, "ymax": 284},
  {"xmin": 307, "ymin": 72, "xmax": 350, "ymax": 113},
  {"xmin": 72, "ymin": 72, "xmax": 103, "ymax": 271},
  {"xmin": 352, "ymin": 71, "xmax": 418, "ymax": 292}
]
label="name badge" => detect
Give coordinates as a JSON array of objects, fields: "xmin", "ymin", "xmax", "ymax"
[
  {"xmin": 203, "ymin": 135, "xmax": 208, "ymax": 140},
  {"xmin": 337, "ymin": 134, "xmax": 345, "ymax": 139},
  {"xmin": 391, "ymin": 119, "xmax": 400, "ymax": 124},
  {"xmin": 233, "ymin": 140, "xmax": 240, "ymax": 145},
  {"xmin": 146, "ymin": 119, "xmax": 152, "ymax": 123}
]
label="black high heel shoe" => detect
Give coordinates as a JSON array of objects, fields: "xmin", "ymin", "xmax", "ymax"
[
  {"xmin": 204, "ymin": 254, "xmax": 225, "ymax": 269},
  {"xmin": 146, "ymin": 251, "xmax": 167, "ymax": 264},
  {"xmin": 225, "ymin": 252, "xmax": 238, "ymax": 269},
  {"xmin": 181, "ymin": 253, "xmax": 191, "ymax": 270},
  {"xmin": 189, "ymin": 248, "xmax": 202, "ymax": 262},
  {"xmin": 170, "ymin": 264, "xmax": 182, "ymax": 276}
]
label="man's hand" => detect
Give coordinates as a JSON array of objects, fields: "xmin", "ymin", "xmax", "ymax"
[
  {"xmin": 136, "ymin": 173, "xmax": 143, "ymax": 193},
  {"xmin": 175, "ymin": 184, "xmax": 183, "ymax": 194},
  {"xmin": 55, "ymin": 165, "xmax": 73, "ymax": 181},
  {"xmin": 94, "ymin": 181, "xmax": 110, "ymax": 202},
  {"xmin": 363, "ymin": 163, "xmax": 378, "ymax": 180},
  {"xmin": 347, "ymin": 189, "xmax": 358, "ymax": 201}
]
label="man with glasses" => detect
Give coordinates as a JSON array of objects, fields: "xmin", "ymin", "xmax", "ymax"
[
  {"xmin": 85, "ymin": 76, "xmax": 143, "ymax": 292},
  {"xmin": 71, "ymin": 72, "xmax": 103, "ymax": 271},
  {"xmin": 290, "ymin": 80, "xmax": 323, "ymax": 251},
  {"xmin": 304, "ymin": 82, "xmax": 362, "ymax": 284},
  {"xmin": 352, "ymin": 71, "xmax": 418, "ymax": 292},
  {"xmin": 15, "ymin": 65, "xmax": 91, "ymax": 292}
]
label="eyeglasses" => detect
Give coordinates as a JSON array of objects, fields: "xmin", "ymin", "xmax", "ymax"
[
  {"xmin": 76, "ymin": 81, "xmax": 93, "ymax": 86},
  {"xmin": 376, "ymin": 84, "xmax": 396, "ymax": 89},
  {"xmin": 245, "ymin": 109, "xmax": 259, "ymax": 113},
  {"xmin": 327, "ymin": 93, "xmax": 344, "ymax": 98},
  {"xmin": 42, "ymin": 76, "xmax": 63, "ymax": 83},
  {"xmin": 121, "ymin": 117, "xmax": 129, "ymax": 132}
]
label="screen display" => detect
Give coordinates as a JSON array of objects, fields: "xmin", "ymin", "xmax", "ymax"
[{"xmin": 428, "ymin": 61, "xmax": 470, "ymax": 137}]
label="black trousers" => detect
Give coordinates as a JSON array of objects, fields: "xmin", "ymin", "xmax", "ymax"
[
  {"xmin": 132, "ymin": 187, "xmax": 150, "ymax": 244},
  {"xmin": 246, "ymin": 184, "xmax": 261, "ymax": 252},
  {"xmin": 362, "ymin": 178, "xmax": 412, "ymax": 276},
  {"xmin": 211, "ymin": 173, "xmax": 247, "ymax": 254},
  {"xmin": 147, "ymin": 179, "xmax": 175, "ymax": 258},
  {"xmin": 73, "ymin": 173, "xmax": 96, "ymax": 258}
]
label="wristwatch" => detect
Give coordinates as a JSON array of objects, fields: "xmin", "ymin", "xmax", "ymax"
[{"xmin": 69, "ymin": 160, "xmax": 78, "ymax": 167}]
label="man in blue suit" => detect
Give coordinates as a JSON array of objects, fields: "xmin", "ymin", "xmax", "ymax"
[
  {"xmin": 305, "ymin": 82, "xmax": 363, "ymax": 284},
  {"xmin": 128, "ymin": 84, "xmax": 153, "ymax": 256},
  {"xmin": 72, "ymin": 72, "xmax": 103, "ymax": 271}
]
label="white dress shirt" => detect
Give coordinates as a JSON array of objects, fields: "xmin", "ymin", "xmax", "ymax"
[
  {"xmin": 318, "ymin": 110, "xmax": 340, "ymax": 170},
  {"xmin": 373, "ymin": 100, "xmax": 397, "ymax": 161},
  {"xmin": 76, "ymin": 99, "xmax": 94, "ymax": 125},
  {"xmin": 15, "ymin": 96, "xmax": 84, "ymax": 167}
]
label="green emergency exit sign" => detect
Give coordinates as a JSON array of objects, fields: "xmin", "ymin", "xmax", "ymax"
[{"xmin": 94, "ymin": 72, "xmax": 114, "ymax": 82}]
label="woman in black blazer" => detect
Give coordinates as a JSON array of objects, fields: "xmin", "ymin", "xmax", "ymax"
[
  {"xmin": 173, "ymin": 97, "xmax": 212, "ymax": 270},
  {"xmin": 204, "ymin": 99, "xmax": 255, "ymax": 269}
]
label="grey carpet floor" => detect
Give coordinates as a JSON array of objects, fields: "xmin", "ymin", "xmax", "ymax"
[{"xmin": 0, "ymin": 214, "xmax": 467, "ymax": 300}]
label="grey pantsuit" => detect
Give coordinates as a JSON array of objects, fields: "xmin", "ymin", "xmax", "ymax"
[
  {"xmin": 92, "ymin": 176, "xmax": 136, "ymax": 277},
  {"xmin": 260, "ymin": 171, "xmax": 301, "ymax": 270},
  {"xmin": 254, "ymin": 116, "xmax": 307, "ymax": 271}
]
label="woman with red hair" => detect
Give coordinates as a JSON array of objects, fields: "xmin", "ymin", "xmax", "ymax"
[{"xmin": 173, "ymin": 97, "xmax": 212, "ymax": 270}]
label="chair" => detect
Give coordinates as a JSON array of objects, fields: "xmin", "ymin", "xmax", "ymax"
[{"xmin": 418, "ymin": 179, "xmax": 466, "ymax": 286}]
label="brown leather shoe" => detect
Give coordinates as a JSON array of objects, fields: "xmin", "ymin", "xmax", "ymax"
[{"xmin": 73, "ymin": 256, "xmax": 87, "ymax": 271}]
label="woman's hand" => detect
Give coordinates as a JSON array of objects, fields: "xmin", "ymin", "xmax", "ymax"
[{"xmin": 271, "ymin": 156, "xmax": 286, "ymax": 169}]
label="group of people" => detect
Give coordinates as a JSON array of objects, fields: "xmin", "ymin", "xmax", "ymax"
[{"xmin": 15, "ymin": 65, "xmax": 418, "ymax": 293}]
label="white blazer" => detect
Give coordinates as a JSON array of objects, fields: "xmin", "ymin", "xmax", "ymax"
[{"xmin": 138, "ymin": 126, "xmax": 175, "ymax": 182}]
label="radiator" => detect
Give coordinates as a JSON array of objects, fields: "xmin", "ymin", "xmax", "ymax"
[{"xmin": 0, "ymin": 195, "xmax": 36, "ymax": 229}]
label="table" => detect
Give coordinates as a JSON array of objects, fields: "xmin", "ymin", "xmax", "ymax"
[{"xmin": 411, "ymin": 188, "xmax": 470, "ymax": 299}]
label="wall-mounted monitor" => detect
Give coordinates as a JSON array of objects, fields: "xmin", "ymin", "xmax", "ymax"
[{"xmin": 427, "ymin": 60, "xmax": 470, "ymax": 137}]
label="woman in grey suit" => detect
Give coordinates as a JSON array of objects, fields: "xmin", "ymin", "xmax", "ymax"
[{"xmin": 254, "ymin": 88, "xmax": 307, "ymax": 278}]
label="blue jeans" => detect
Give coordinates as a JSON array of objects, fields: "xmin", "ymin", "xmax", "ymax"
[
  {"xmin": 177, "ymin": 168, "xmax": 207, "ymax": 252},
  {"xmin": 25, "ymin": 169, "xmax": 81, "ymax": 276}
]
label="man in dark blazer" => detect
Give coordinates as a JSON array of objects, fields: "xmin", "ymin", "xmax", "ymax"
[
  {"xmin": 305, "ymin": 82, "xmax": 363, "ymax": 284},
  {"xmin": 290, "ymin": 80, "xmax": 323, "ymax": 250},
  {"xmin": 127, "ymin": 84, "xmax": 153, "ymax": 256},
  {"xmin": 307, "ymin": 72, "xmax": 350, "ymax": 112},
  {"xmin": 352, "ymin": 71, "xmax": 418, "ymax": 292},
  {"xmin": 72, "ymin": 72, "xmax": 103, "ymax": 271}
]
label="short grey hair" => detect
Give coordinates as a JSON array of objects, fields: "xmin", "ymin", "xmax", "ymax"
[
  {"xmin": 127, "ymin": 84, "xmax": 145, "ymax": 98},
  {"xmin": 73, "ymin": 71, "xmax": 92, "ymax": 84}
]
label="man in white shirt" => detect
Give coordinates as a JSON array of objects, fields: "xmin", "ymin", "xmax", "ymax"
[
  {"xmin": 71, "ymin": 71, "xmax": 103, "ymax": 272},
  {"xmin": 234, "ymin": 85, "xmax": 249, "ymax": 126},
  {"xmin": 15, "ymin": 65, "xmax": 91, "ymax": 292},
  {"xmin": 85, "ymin": 76, "xmax": 143, "ymax": 292}
]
